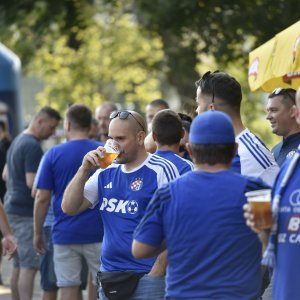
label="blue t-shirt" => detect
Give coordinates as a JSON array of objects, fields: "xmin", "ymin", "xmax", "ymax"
[
  {"xmin": 35, "ymin": 139, "xmax": 104, "ymax": 244},
  {"xmin": 84, "ymin": 154, "xmax": 180, "ymax": 273},
  {"xmin": 272, "ymin": 151, "xmax": 300, "ymax": 300},
  {"xmin": 134, "ymin": 170, "xmax": 269, "ymax": 299},
  {"xmin": 4, "ymin": 133, "xmax": 43, "ymax": 216},
  {"xmin": 154, "ymin": 150, "xmax": 194, "ymax": 175}
]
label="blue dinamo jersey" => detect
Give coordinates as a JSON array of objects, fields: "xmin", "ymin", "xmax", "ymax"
[
  {"xmin": 155, "ymin": 149, "xmax": 194, "ymax": 175},
  {"xmin": 135, "ymin": 170, "xmax": 270, "ymax": 299},
  {"xmin": 84, "ymin": 154, "xmax": 180, "ymax": 273},
  {"xmin": 272, "ymin": 151, "xmax": 300, "ymax": 300}
]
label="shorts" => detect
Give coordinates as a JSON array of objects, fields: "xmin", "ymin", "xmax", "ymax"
[
  {"xmin": 8, "ymin": 214, "xmax": 39, "ymax": 269},
  {"xmin": 54, "ymin": 243, "xmax": 101, "ymax": 288}
]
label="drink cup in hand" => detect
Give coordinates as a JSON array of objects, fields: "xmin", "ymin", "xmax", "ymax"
[
  {"xmin": 245, "ymin": 189, "xmax": 272, "ymax": 230},
  {"xmin": 99, "ymin": 139, "xmax": 120, "ymax": 169}
]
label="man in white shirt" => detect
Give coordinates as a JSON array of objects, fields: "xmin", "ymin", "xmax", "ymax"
[{"xmin": 195, "ymin": 70, "xmax": 279, "ymax": 186}]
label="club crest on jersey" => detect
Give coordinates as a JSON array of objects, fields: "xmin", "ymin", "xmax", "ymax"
[
  {"xmin": 131, "ymin": 178, "xmax": 143, "ymax": 191},
  {"xmin": 286, "ymin": 150, "xmax": 296, "ymax": 159}
]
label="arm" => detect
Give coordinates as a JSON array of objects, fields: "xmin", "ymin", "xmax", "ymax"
[
  {"xmin": 26, "ymin": 172, "xmax": 36, "ymax": 189},
  {"xmin": 62, "ymin": 147, "xmax": 104, "ymax": 215},
  {"xmin": 33, "ymin": 189, "xmax": 51, "ymax": 255},
  {"xmin": 0, "ymin": 201, "xmax": 17, "ymax": 259},
  {"xmin": 132, "ymin": 240, "xmax": 165, "ymax": 259}
]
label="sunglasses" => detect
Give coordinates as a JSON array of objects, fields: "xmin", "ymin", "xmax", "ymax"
[
  {"xmin": 271, "ymin": 87, "xmax": 296, "ymax": 103},
  {"xmin": 110, "ymin": 110, "xmax": 145, "ymax": 132}
]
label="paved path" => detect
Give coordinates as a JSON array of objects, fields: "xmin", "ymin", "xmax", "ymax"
[
  {"xmin": 0, "ymin": 256, "xmax": 93, "ymax": 299},
  {"xmin": 0, "ymin": 255, "xmax": 42, "ymax": 299}
]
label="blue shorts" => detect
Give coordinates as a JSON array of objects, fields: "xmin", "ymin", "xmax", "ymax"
[{"xmin": 99, "ymin": 274, "xmax": 165, "ymax": 300}]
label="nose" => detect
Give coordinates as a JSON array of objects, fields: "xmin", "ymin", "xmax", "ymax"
[{"xmin": 266, "ymin": 111, "xmax": 272, "ymax": 120}]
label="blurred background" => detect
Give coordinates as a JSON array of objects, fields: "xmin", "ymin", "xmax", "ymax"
[{"xmin": 0, "ymin": 0, "xmax": 299, "ymax": 147}]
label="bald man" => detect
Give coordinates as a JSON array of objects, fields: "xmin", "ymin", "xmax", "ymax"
[{"xmin": 62, "ymin": 110, "xmax": 180, "ymax": 300}]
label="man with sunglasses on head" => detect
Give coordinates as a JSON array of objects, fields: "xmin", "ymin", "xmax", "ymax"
[
  {"xmin": 62, "ymin": 110, "xmax": 180, "ymax": 300},
  {"xmin": 266, "ymin": 88, "xmax": 300, "ymax": 166},
  {"xmin": 195, "ymin": 71, "xmax": 279, "ymax": 186}
]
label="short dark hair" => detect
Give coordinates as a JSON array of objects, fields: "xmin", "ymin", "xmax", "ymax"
[
  {"xmin": 190, "ymin": 143, "xmax": 235, "ymax": 165},
  {"xmin": 152, "ymin": 109, "xmax": 183, "ymax": 145},
  {"xmin": 36, "ymin": 106, "xmax": 61, "ymax": 121},
  {"xmin": 178, "ymin": 113, "xmax": 192, "ymax": 133},
  {"xmin": 195, "ymin": 71, "xmax": 242, "ymax": 113},
  {"xmin": 149, "ymin": 99, "xmax": 169, "ymax": 109},
  {"xmin": 66, "ymin": 104, "xmax": 92, "ymax": 130},
  {"xmin": 269, "ymin": 88, "xmax": 296, "ymax": 107}
]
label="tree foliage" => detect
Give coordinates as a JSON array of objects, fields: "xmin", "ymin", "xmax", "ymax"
[{"xmin": 1, "ymin": 0, "xmax": 297, "ymax": 146}]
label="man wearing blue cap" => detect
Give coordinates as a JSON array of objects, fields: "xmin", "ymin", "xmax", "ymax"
[{"xmin": 132, "ymin": 110, "xmax": 269, "ymax": 299}]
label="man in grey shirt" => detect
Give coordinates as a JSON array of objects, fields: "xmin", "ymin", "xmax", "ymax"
[{"xmin": 3, "ymin": 106, "xmax": 61, "ymax": 300}]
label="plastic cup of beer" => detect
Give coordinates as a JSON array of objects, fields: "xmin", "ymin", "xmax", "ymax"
[
  {"xmin": 99, "ymin": 139, "xmax": 120, "ymax": 169},
  {"xmin": 245, "ymin": 189, "xmax": 272, "ymax": 230}
]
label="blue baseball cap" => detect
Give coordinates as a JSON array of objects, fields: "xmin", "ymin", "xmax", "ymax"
[{"xmin": 189, "ymin": 111, "xmax": 235, "ymax": 144}]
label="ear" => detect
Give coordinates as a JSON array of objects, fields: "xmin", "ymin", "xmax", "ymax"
[
  {"xmin": 208, "ymin": 103, "xmax": 215, "ymax": 111},
  {"xmin": 290, "ymin": 105, "xmax": 298, "ymax": 118},
  {"xmin": 152, "ymin": 131, "xmax": 158, "ymax": 142},
  {"xmin": 137, "ymin": 130, "xmax": 146, "ymax": 145}
]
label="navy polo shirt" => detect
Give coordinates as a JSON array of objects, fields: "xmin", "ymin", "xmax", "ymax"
[{"xmin": 272, "ymin": 132, "xmax": 300, "ymax": 167}]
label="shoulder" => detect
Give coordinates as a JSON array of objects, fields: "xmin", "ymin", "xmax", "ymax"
[
  {"xmin": 146, "ymin": 154, "xmax": 180, "ymax": 178},
  {"xmin": 237, "ymin": 128, "xmax": 277, "ymax": 168}
]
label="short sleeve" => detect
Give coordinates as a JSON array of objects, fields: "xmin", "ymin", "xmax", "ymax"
[
  {"xmin": 84, "ymin": 169, "xmax": 101, "ymax": 208},
  {"xmin": 134, "ymin": 184, "xmax": 171, "ymax": 246}
]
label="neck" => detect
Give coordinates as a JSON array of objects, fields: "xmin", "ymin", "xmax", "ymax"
[
  {"xmin": 67, "ymin": 131, "xmax": 89, "ymax": 141},
  {"xmin": 283, "ymin": 126, "xmax": 300, "ymax": 139},
  {"xmin": 215, "ymin": 107, "xmax": 245, "ymax": 136},
  {"xmin": 231, "ymin": 116, "xmax": 245, "ymax": 136},
  {"xmin": 124, "ymin": 149, "xmax": 149, "ymax": 172},
  {"xmin": 156, "ymin": 144, "xmax": 180, "ymax": 154},
  {"xmin": 24, "ymin": 124, "xmax": 39, "ymax": 139},
  {"xmin": 195, "ymin": 162, "xmax": 231, "ymax": 172}
]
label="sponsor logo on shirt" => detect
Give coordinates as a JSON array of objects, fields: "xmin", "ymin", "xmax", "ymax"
[
  {"xmin": 130, "ymin": 178, "xmax": 143, "ymax": 191},
  {"xmin": 286, "ymin": 149, "xmax": 297, "ymax": 159},
  {"xmin": 289, "ymin": 189, "xmax": 300, "ymax": 206},
  {"xmin": 100, "ymin": 198, "xmax": 139, "ymax": 214},
  {"xmin": 104, "ymin": 182, "xmax": 113, "ymax": 189}
]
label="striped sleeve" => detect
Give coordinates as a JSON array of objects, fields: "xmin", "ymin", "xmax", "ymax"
[
  {"xmin": 148, "ymin": 154, "xmax": 180, "ymax": 183},
  {"xmin": 134, "ymin": 184, "xmax": 172, "ymax": 246},
  {"xmin": 239, "ymin": 133, "xmax": 274, "ymax": 169}
]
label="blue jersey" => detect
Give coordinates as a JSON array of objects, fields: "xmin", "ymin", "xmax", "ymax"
[
  {"xmin": 154, "ymin": 150, "xmax": 194, "ymax": 175},
  {"xmin": 135, "ymin": 170, "xmax": 269, "ymax": 299},
  {"xmin": 272, "ymin": 152, "xmax": 300, "ymax": 300},
  {"xmin": 35, "ymin": 139, "xmax": 104, "ymax": 244},
  {"xmin": 84, "ymin": 154, "xmax": 180, "ymax": 273},
  {"xmin": 272, "ymin": 132, "xmax": 300, "ymax": 166}
]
